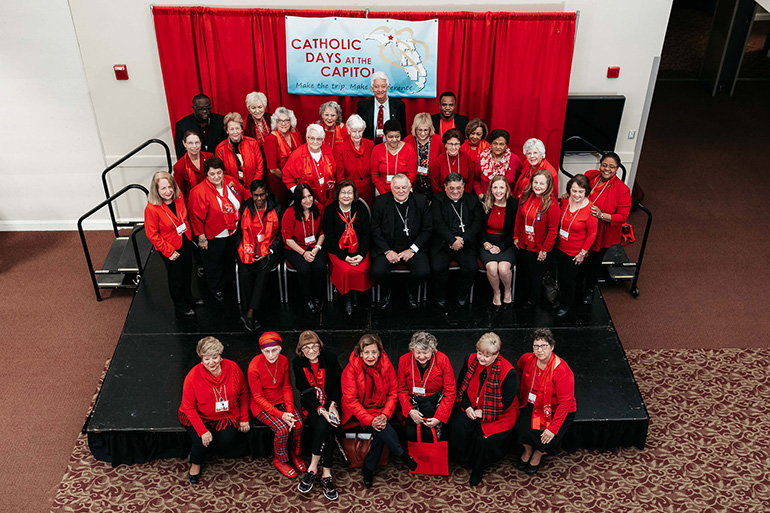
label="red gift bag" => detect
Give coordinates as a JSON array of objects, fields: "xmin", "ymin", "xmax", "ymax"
[{"xmin": 408, "ymin": 426, "xmax": 449, "ymax": 475}]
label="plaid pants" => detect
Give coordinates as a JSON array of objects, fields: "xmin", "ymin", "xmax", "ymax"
[{"xmin": 256, "ymin": 404, "xmax": 304, "ymax": 462}]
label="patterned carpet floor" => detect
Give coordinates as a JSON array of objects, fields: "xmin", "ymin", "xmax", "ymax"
[{"xmin": 51, "ymin": 349, "xmax": 770, "ymax": 512}]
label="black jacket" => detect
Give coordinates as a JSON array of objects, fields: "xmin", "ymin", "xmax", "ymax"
[
  {"xmin": 430, "ymin": 192, "xmax": 483, "ymax": 255},
  {"xmin": 370, "ymin": 192, "xmax": 432, "ymax": 257},
  {"xmin": 322, "ymin": 200, "xmax": 371, "ymax": 259},
  {"xmin": 431, "ymin": 113, "xmax": 469, "ymax": 136},
  {"xmin": 174, "ymin": 112, "xmax": 227, "ymax": 159},
  {"xmin": 292, "ymin": 349, "xmax": 343, "ymax": 413},
  {"xmin": 480, "ymin": 196, "xmax": 519, "ymax": 252},
  {"xmin": 356, "ymin": 97, "xmax": 408, "ymax": 140}
]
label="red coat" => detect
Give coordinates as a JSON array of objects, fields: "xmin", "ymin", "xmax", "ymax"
[
  {"xmin": 512, "ymin": 158, "xmax": 558, "ymax": 200},
  {"xmin": 173, "ymin": 151, "xmax": 213, "ymax": 202},
  {"xmin": 264, "ymin": 130, "xmax": 302, "ymax": 170},
  {"xmin": 179, "ymin": 359, "xmax": 249, "ymax": 437},
  {"xmin": 215, "ymin": 136, "xmax": 264, "ymax": 190},
  {"xmin": 334, "ymin": 137, "xmax": 375, "ymax": 208},
  {"xmin": 248, "ymin": 354, "xmax": 294, "ymax": 418},
  {"xmin": 341, "ymin": 350, "xmax": 398, "ymax": 428},
  {"xmin": 321, "ymin": 124, "xmax": 349, "ymax": 153},
  {"xmin": 281, "ymin": 203, "xmax": 324, "ymax": 251},
  {"xmin": 282, "ymin": 144, "xmax": 337, "ymax": 205},
  {"xmin": 144, "ymin": 198, "xmax": 191, "ymax": 258},
  {"xmin": 556, "ymin": 198, "xmax": 598, "ymax": 257},
  {"xmin": 429, "ymin": 151, "xmax": 475, "ymax": 194},
  {"xmin": 188, "ymin": 177, "xmax": 246, "ymax": 239},
  {"xmin": 461, "ymin": 354, "xmax": 519, "ymax": 437},
  {"xmin": 585, "ymin": 170, "xmax": 632, "ymax": 250},
  {"xmin": 514, "ymin": 195, "xmax": 560, "ymax": 253},
  {"xmin": 396, "ymin": 351, "xmax": 456, "ymax": 423},
  {"xmin": 370, "ymin": 143, "xmax": 417, "ymax": 194},
  {"xmin": 517, "ymin": 353, "xmax": 576, "ymax": 435}
]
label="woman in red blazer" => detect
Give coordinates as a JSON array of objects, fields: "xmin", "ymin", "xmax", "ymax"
[
  {"xmin": 341, "ymin": 334, "xmax": 417, "ymax": 488},
  {"xmin": 403, "ymin": 112, "xmax": 443, "ymax": 198},
  {"xmin": 215, "ymin": 112, "xmax": 263, "ymax": 190},
  {"xmin": 144, "ymin": 171, "xmax": 197, "ymax": 317},
  {"xmin": 173, "ymin": 130, "xmax": 213, "ymax": 203},
  {"xmin": 334, "ymin": 114, "xmax": 375, "ymax": 209},
  {"xmin": 582, "ymin": 152, "xmax": 632, "ymax": 304},
  {"xmin": 512, "ymin": 138, "xmax": 559, "ymax": 201},
  {"xmin": 264, "ymin": 107, "xmax": 302, "ymax": 209},
  {"xmin": 370, "ymin": 119, "xmax": 417, "ymax": 195}
]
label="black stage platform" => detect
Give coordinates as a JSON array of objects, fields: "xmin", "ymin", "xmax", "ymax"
[{"xmin": 85, "ymin": 252, "xmax": 649, "ymax": 465}]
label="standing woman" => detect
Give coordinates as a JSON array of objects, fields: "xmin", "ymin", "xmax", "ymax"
[
  {"xmin": 281, "ymin": 183, "xmax": 326, "ymax": 314},
  {"xmin": 179, "ymin": 337, "xmax": 250, "ymax": 484},
  {"xmin": 451, "ymin": 332, "xmax": 519, "ymax": 486},
  {"xmin": 512, "ymin": 138, "xmax": 558, "ymax": 200},
  {"xmin": 515, "ymin": 328, "xmax": 576, "ymax": 475},
  {"xmin": 341, "ymin": 334, "xmax": 418, "ymax": 488},
  {"xmin": 370, "ymin": 119, "xmax": 417, "ymax": 195},
  {"xmin": 188, "ymin": 157, "xmax": 247, "ymax": 302},
  {"xmin": 263, "ymin": 107, "xmax": 302, "ymax": 208},
  {"xmin": 514, "ymin": 169, "xmax": 560, "ymax": 309},
  {"xmin": 283, "ymin": 124, "xmax": 338, "ymax": 206},
  {"xmin": 554, "ymin": 174, "xmax": 598, "ymax": 318},
  {"xmin": 243, "ymin": 91, "xmax": 270, "ymax": 146},
  {"xmin": 144, "ymin": 171, "xmax": 197, "ymax": 317},
  {"xmin": 173, "ymin": 130, "xmax": 213, "ymax": 202},
  {"xmin": 403, "ymin": 112, "xmax": 442, "ymax": 197},
  {"xmin": 248, "ymin": 332, "xmax": 307, "ymax": 478},
  {"xmin": 479, "ymin": 175, "xmax": 518, "ymax": 311},
  {"xmin": 215, "ymin": 112, "xmax": 263, "ymax": 190},
  {"xmin": 473, "ymin": 129, "xmax": 523, "ymax": 200},
  {"xmin": 318, "ymin": 101, "xmax": 349, "ymax": 152},
  {"xmin": 582, "ymin": 152, "xmax": 632, "ymax": 304},
  {"xmin": 334, "ymin": 114, "xmax": 375, "ymax": 209},
  {"xmin": 460, "ymin": 118, "xmax": 490, "ymax": 165},
  {"xmin": 293, "ymin": 331, "xmax": 343, "ymax": 500},
  {"xmin": 430, "ymin": 128, "xmax": 475, "ymax": 194}
]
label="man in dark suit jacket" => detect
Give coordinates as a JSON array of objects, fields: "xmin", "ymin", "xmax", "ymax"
[
  {"xmin": 356, "ymin": 71, "xmax": 408, "ymax": 142},
  {"xmin": 430, "ymin": 172, "xmax": 483, "ymax": 308},
  {"xmin": 371, "ymin": 174, "xmax": 432, "ymax": 309},
  {"xmin": 173, "ymin": 94, "xmax": 227, "ymax": 159},
  {"xmin": 431, "ymin": 91, "xmax": 469, "ymax": 137}
]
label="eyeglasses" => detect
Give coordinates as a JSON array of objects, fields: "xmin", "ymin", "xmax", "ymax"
[
  {"xmin": 600, "ymin": 163, "xmax": 618, "ymax": 170},
  {"xmin": 307, "ymin": 136, "xmax": 324, "ymax": 142},
  {"xmin": 446, "ymin": 142, "xmax": 461, "ymax": 147},
  {"xmin": 533, "ymin": 344, "xmax": 550, "ymax": 350},
  {"xmin": 302, "ymin": 343, "xmax": 320, "ymax": 351},
  {"xmin": 277, "ymin": 118, "xmax": 291, "ymax": 124},
  {"xmin": 339, "ymin": 190, "xmax": 355, "ymax": 196}
]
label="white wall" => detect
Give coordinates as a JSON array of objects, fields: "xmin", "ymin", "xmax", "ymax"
[{"xmin": 1, "ymin": 0, "xmax": 673, "ymax": 229}]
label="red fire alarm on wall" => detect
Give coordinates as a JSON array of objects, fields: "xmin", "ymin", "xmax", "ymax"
[
  {"xmin": 607, "ymin": 66, "xmax": 620, "ymax": 79},
  {"xmin": 114, "ymin": 64, "xmax": 129, "ymax": 80}
]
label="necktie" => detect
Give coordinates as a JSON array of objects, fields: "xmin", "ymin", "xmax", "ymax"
[{"xmin": 377, "ymin": 104, "xmax": 384, "ymax": 143}]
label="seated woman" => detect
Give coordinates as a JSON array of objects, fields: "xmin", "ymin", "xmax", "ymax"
[
  {"xmin": 473, "ymin": 129, "xmax": 523, "ymax": 200},
  {"xmin": 460, "ymin": 118, "xmax": 490, "ymax": 164},
  {"xmin": 396, "ymin": 331, "xmax": 456, "ymax": 442},
  {"xmin": 248, "ymin": 332, "xmax": 306, "ymax": 478},
  {"xmin": 512, "ymin": 138, "xmax": 558, "ymax": 200},
  {"xmin": 341, "ymin": 334, "xmax": 418, "ymax": 488},
  {"xmin": 318, "ymin": 100, "xmax": 349, "ymax": 152},
  {"xmin": 479, "ymin": 175, "xmax": 518, "ymax": 311},
  {"xmin": 334, "ymin": 114, "xmax": 375, "ymax": 209},
  {"xmin": 215, "ymin": 112, "xmax": 263, "ymax": 189},
  {"xmin": 403, "ymin": 112, "xmax": 443, "ymax": 197},
  {"xmin": 179, "ymin": 336, "xmax": 250, "ymax": 484},
  {"xmin": 283, "ymin": 124, "xmax": 338, "ymax": 206},
  {"xmin": 173, "ymin": 130, "xmax": 213, "ymax": 202},
  {"xmin": 515, "ymin": 328, "xmax": 576, "ymax": 475},
  {"xmin": 281, "ymin": 183, "xmax": 326, "ymax": 314},
  {"xmin": 293, "ymin": 330, "xmax": 342, "ymax": 501},
  {"xmin": 451, "ymin": 332, "xmax": 519, "ymax": 486},
  {"xmin": 430, "ymin": 128, "xmax": 475, "ymax": 194},
  {"xmin": 263, "ymin": 107, "xmax": 302, "ymax": 208},
  {"xmin": 322, "ymin": 180, "xmax": 374, "ymax": 316},
  {"xmin": 370, "ymin": 119, "xmax": 417, "ymax": 195}
]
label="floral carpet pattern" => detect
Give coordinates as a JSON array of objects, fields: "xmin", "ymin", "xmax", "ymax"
[{"xmin": 51, "ymin": 349, "xmax": 770, "ymax": 512}]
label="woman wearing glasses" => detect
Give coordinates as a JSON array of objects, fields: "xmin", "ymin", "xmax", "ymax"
[
  {"xmin": 430, "ymin": 129, "xmax": 475, "ymax": 194},
  {"xmin": 283, "ymin": 124, "xmax": 338, "ymax": 206},
  {"xmin": 264, "ymin": 107, "xmax": 302, "ymax": 208}
]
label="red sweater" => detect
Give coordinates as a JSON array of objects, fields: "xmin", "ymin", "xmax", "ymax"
[
  {"xmin": 282, "ymin": 144, "xmax": 337, "ymax": 205},
  {"xmin": 461, "ymin": 140, "xmax": 490, "ymax": 164},
  {"xmin": 334, "ymin": 137, "xmax": 375, "ymax": 208},
  {"xmin": 264, "ymin": 130, "xmax": 302, "ymax": 170},
  {"xmin": 281, "ymin": 203, "xmax": 324, "ymax": 251},
  {"xmin": 370, "ymin": 143, "xmax": 418, "ymax": 194},
  {"xmin": 188, "ymin": 177, "xmax": 246, "ymax": 239},
  {"xmin": 473, "ymin": 150, "xmax": 523, "ymax": 197},
  {"xmin": 512, "ymin": 158, "xmax": 559, "ymax": 200},
  {"xmin": 173, "ymin": 151, "xmax": 213, "ymax": 202},
  {"xmin": 396, "ymin": 351, "xmax": 456, "ymax": 423},
  {"xmin": 556, "ymin": 198, "xmax": 598, "ymax": 257},
  {"xmin": 429, "ymin": 151, "xmax": 475, "ymax": 193},
  {"xmin": 144, "ymin": 198, "xmax": 191, "ymax": 258},
  {"xmin": 215, "ymin": 136, "xmax": 263, "ymax": 190},
  {"xmin": 517, "ymin": 353, "xmax": 576, "ymax": 435},
  {"xmin": 585, "ymin": 170, "xmax": 632, "ymax": 250},
  {"xmin": 341, "ymin": 350, "xmax": 398, "ymax": 428},
  {"xmin": 179, "ymin": 359, "xmax": 249, "ymax": 436},
  {"xmin": 322, "ymin": 124, "xmax": 349, "ymax": 153},
  {"xmin": 248, "ymin": 354, "xmax": 294, "ymax": 418},
  {"xmin": 514, "ymin": 195, "xmax": 560, "ymax": 253}
]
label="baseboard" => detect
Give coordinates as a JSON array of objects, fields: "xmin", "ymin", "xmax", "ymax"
[{"xmin": 0, "ymin": 219, "xmax": 119, "ymax": 231}]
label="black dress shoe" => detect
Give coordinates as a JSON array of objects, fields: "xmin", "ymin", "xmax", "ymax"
[
  {"xmin": 379, "ymin": 294, "xmax": 392, "ymax": 310},
  {"xmin": 582, "ymin": 288, "xmax": 594, "ymax": 305},
  {"xmin": 492, "ymin": 303, "xmax": 502, "ymax": 313},
  {"xmin": 456, "ymin": 295, "xmax": 468, "ymax": 307},
  {"xmin": 399, "ymin": 452, "xmax": 418, "ymax": 471},
  {"xmin": 502, "ymin": 300, "xmax": 513, "ymax": 310},
  {"xmin": 434, "ymin": 296, "xmax": 447, "ymax": 309},
  {"xmin": 313, "ymin": 298, "xmax": 321, "ymax": 308},
  {"xmin": 189, "ymin": 472, "xmax": 201, "ymax": 484},
  {"xmin": 517, "ymin": 457, "xmax": 530, "ymax": 471},
  {"xmin": 176, "ymin": 308, "xmax": 196, "ymax": 317},
  {"xmin": 240, "ymin": 313, "xmax": 254, "ymax": 332},
  {"xmin": 525, "ymin": 461, "xmax": 541, "ymax": 475},
  {"xmin": 469, "ymin": 468, "xmax": 483, "ymax": 486},
  {"xmin": 194, "ymin": 298, "xmax": 205, "ymax": 306},
  {"xmin": 344, "ymin": 295, "xmax": 353, "ymax": 316},
  {"xmin": 306, "ymin": 300, "xmax": 317, "ymax": 314},
  {"xmin": 556, "ymin": 307, "xmax": 569, "ymax": 318},
  {"xmin": 352, "ymin": 291, "xmax": 359, "ymax": 307},
  {"xmin": 362, "ymin": 467, "xmax": 373, "ymax": 488},
  {"xmin": 214, "ymin": 291, "xmax": 225, "ymax": 303},
  {"xmin": 407, "ymin": 291, "xmax": 418, "ymax": 309},
  {"xmin": 252, "ymin": 318, "xmax": 261, "ymax": 330}
]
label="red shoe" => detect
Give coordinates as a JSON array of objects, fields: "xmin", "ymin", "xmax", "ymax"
[
  {"xmin": 273, "ymin": 459, "xmax": 298, "ymax": 478},
  {"xmin": 291, "ymin": 453, "xmax": 307, "ymax": 473}
]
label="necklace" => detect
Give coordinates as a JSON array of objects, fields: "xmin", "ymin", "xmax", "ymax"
[
  {"xmin": 264, "ymin": 359, "xmax": 278, "ymax": 385},
  {"xmin": 451, "ymin": 201, "xmax": 465, "ymax": 232}
]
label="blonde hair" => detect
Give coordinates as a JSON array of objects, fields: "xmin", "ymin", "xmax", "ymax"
[
  {"xmin": 411, "ymin": 112, "xmax": 435, "ymax": 138},
  {"xmin": 482, "ymin": 174, "xmax": 510, "ymax": 213},
  {"xmin": 296, "ymin": 330, "xmax": 324, "ymax": 356},
  {"xmin": 476, "ymin": 332, "xmax": 501, "ymax": 355},
  {"xmin": 196, "ymin": 336, "xmax": 224, "ymax": 358},
  {"xmin": 148, "ymin": 171, "xmax": 181, "ymax": 206},
  {"xmin": 223, "ymin": 112, "xmax": 244, "ymax": 129}
]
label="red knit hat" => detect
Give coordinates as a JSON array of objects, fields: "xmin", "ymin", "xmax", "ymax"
[{"xmin": 259, "ymin": 331, "xmax": 282, "ymax": 349}]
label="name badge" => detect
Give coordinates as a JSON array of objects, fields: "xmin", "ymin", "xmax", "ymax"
[
  {"xmin": 412, "ymin": 386, "xmax": 426, "ymax": 396},
  {"xmin": 376, "ymin": 128, "xmax": 384, "ymax": 137},
  {"xmin": 525, "ymin": 224, "xmax": 535, "ymax": 234},
  {"xmin": 176, "ymin": 222, "xmax": 187, "ymax": 235},
  {"xmin": 257, "ymin": 233, "xmax": 264, "ymax": 242},
  {"xmin": 559, "ymin": 228, "xmax": 569, "ymax": 240},
  {"xmin": 215, "ymin": 399, "xmax": 229, "ymax": 412},
  {"xmin": 318, "ymin": 176, "xmax": 325, "ymax": 185},
  {"xmin": 386, "ymin": 175, "xmax": 394, "ymax": 183},
  {"xmin": 304, "ymin": 235, "xmax": 316, "ymax": 244},
  {"xmin": 528, "ymin": 392, "xmax": 536, "ymax": 404},
  {"xmin": 417, "ymin": 166, "xmax": 428, "ymax": 176}
]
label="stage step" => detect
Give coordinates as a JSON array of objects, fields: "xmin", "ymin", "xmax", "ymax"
[
  {"xmin": 94, "ymin": 230, "xmax": 152, "ymax": 289},
  {"xmin": 599, "ymin": 244, "xmax": 637, "ymax": 283}
]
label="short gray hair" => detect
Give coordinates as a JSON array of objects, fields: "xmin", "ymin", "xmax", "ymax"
[
  {"xmin": 523, "ymin": 138, "xmax": 546, "ymax": 159},
  {"xmin": 346, "ymin": 114, "xmax": 366, "ymax": 131},
  {"xmin": 371, "ymin": 71, "xmax": 389, "ymax": 87},
  {"xmin": 245, "ymin": 91, "xmax": 267, "ymax": 108},
  {"xmin": 306, "ymin": 123, "xmax": 325, "ymax": 140},
  {"xmin": 409, "ymin": 331, "xmax": 438, "ymax": 353},
  {"xmin": 319, "ymin": 101, "xmax": 342, "ymax": 125},
  {"xmin": 271, "ymin": 107, "xmax": 297, "ymax": 131}
]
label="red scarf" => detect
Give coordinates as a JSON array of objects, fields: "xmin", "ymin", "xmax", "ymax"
[
  {"xmin": 272, "ymin": 130, "xmax": 301, "ymax": 165},
  {"xmin": 237, "ymin": 206, "xmax": 279, "ymax": 263},
  {"xmin": 478, "ymin": 148, "xmax": 512, "ymax": 181},
  {"xmin": 245, "ymin": 116, "xmax": 270, "ymax": 146},
  {"xmin": 206, "ymin": 179, "xmax": 238, "ymax": 231},
  {"xmin": 362, "ymin": 363, "xmax": 388, "ymax": 409},
  {"xmin": 456, "ymin": 355, "xmax": 503, "ymax": 421},
  {"xmin": 321, "ymin": 124, "xmax": 347, "ymax": 151},
  {"xmin": 461, "ymin": 140, "xmax": 490, "ymax": 162},
  {"xmin": 337, "ymin": 210, "xmax": 359, "ymax": 253},
  {"xmin": 524, "ymin": 353, "xmax": 557, "ymax": 430},
  {"xmin": 179, "ymin": 360, "xmax": 242, "ymax": 432}
]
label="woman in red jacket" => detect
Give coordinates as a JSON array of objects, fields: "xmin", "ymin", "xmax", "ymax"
[
  {"xmin": 283, "ymin": 124, "xmax": 338, "ymax": 206},
  {"xmin": 318, "ymin": 100, "xmax": 349, "ymax": 152},
  {"xmin": 179, "ymin": 337, "xmax": 250, "ymax": 484},
  {"xmin": 451, "ymin": 332, "xmax": 519, "ymax": 486},
  {"xmin": 215, "ymin": 112, "xmax": 263, "ymax": 190},
  {"xmin": 582, "ymin": 152, "xmax": 632, "ymax": 304},
  {"xmin": 396, "ymin": 331, "xmax": 456, "ymax": 443},
  {"xmin": 244, "ymin": 91, "xmax": 270, "ymax": 146},
  {"xmin": 370, "ymin": 119, "xmax": 417, "ymax": 195},
  {"xmin": 515, "ymin": 328, "xmax": 576, "ymax": 475},
  {"xmin": 430, "ymin": 129, "xmax": 475, "ymax": 194},
  {"xmin": 341, "ymin": 334, "xmax": 417, "ymax": 488},
  {"xmin": 512, "ymin": 138, "xmax": 559, "ymax": 200},
  {"xmin": 514, "ymin": 169, "xmax": 561, "ymax": 310},
  {"xmin": 473, "ymin": 129, "xmax": 523, "ymax": 200},
  {"xmin": 173, "ymin": 130, "xmax": 213, "ymax": 203},
  {"xmin": 334, "ymin": 114, "xmax": 375, "ymax": 209},
  {"xmin": 554, "ymin": 174, "xmax": 598, "ymax": 318},
  {"xmin": 248, "ymin": 332, "xmax": 306, "ymax": 478},
  {"xmin": 403, "ymin": 112, "xmax": 442, "ymax": 197},
  {"xmin": 188, "ymin": 157, "xmax": 247, "ymax": 302},
  {"xmin": 264, "ymin": 107, "xmax": 302, "ymax": 209},
  {"xmin": 460, "ymin": 118, "xmax": 490, "ymax": 165}
]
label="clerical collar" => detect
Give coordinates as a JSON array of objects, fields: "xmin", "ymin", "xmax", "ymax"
[{"xmin": 395, "ymin": 197, "xmax": 408, "ymax": 205}]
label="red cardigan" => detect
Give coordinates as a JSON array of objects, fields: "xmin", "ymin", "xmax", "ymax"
[
  {"xmin": 264, "ymin": 130, "xmax": 302, "ymax": 170},
  {"xmin": 517, "ymin": 353, "xmax": 576, "ymax": 435},
  {"xmin": 179, "ymin": 359, "xmax": 249, "ymax": 436},
  {"xmin": 248, "ymin": 354, "xmax": 295, "ymax": 418},
  {"xmin": 215, "ymin": 136, "xmax": 264, "ymax": 190},
  {"xmin": 282, "ymin": 144, "xmax": 337, "ymax": 205},
  {"xmin": 341, "ymin": 350, "xmax": 398, "ymax": 428},
  {"xmin": 173, "ymin": 151, "xmax": 213, "ymax": 202},
  {"xmin": 281, "ymin": 203, "xmax": 324, "ymax": 251},
  {"xmin": 429, "ymin": 151, "xmax": 475, "ymax": 193},
  {"xmin": 512, "ymin": 158, "xmax": 558, "ymax": 200},
  {"xmin": 396, "ymin": 351, "xmax": 456, "ymax": 423},
  {"xmin": 144, "ymin": 198, "xmax": 191, "ymax": 258},
  {"xmin": 370, "ymin": 143, "xmax": 418, "ymax": 194},
  {"xmin": 404, "ymin": 134, "xmax": 443, "ymax": 177},
  {"xmin": 334, "ymin": 137, "xmax": 375, "ymax": 208},
  {"xmin": 585, "ymin": 170, "xmax": 632, "ymax": 251},
  {"xmin": 188, "ymin": 177, "xmax": 246, "ymax": 239},
  {"xmin": 556, "ymin": 198, "xmax": 598, "ymax": 257},
  {"xmin": 514, "ymin": 195, "xmax": 560, "ymax": 253}
]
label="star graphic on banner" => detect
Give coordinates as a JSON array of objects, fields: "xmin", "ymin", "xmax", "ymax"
[
  {"xmin": 388, "ymin": 35, "xmax": 393, "ymax": 40},
  {"xmin": 365, "ymin": 27, "xmax": 429, "ymax": 91}
]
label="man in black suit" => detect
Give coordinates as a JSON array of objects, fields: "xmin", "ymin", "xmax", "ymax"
[
  {"xmin": 356, "ymin": 71, "xmax": 408, "ymax": 142},
  {"xmin": 431, "ymin": 92, "xmax": 469, "ymax": 137},
  {"xmin": 173, "ymin": 94, "xmax": 227, "ymax": 159},
  {"xmin": 371, "ymin": 174, "xmax": 432, "ymax": 309},
  {"xmin": 430, "ymin": 172, "xmax": 482, "ymax": 308}
]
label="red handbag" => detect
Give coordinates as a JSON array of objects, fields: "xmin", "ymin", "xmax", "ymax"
[
  {"xmin": 408, "ymin": 426, "xmax": 449, "ymax": 475},
  {"xmin": 621, "ymin": 223, "xmax": 636, "ymax": 245},
  {"xmin": 341, "ymin": 433, "xmax": 390, "ymax": 468}
]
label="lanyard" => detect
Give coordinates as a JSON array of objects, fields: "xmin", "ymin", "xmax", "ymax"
[
  {"xmin": 212, "ymin": 385, "xmax": 228, "ymax": 403},
  {"xmin": 309, "ymin": 153, "xmax": 324, "ymax": 182},
  {"xmin": 411, "ymin": 354, "xmax": 435, "ymax": 393},
  {"xmin": 446, "ymin": 153, "xmax": 462, "ymax": 177},
  {"xmin": 560, "ymin": 201, "xmax": 587, "ymax": 237},
  {"xmin": 254, "ymin": 207, "xmax": 266, "ymax": 238},
  {"xmin": 301, "ymin": 212, "xmax": 315, "ymax": 240},
  {"xmin": 386, "ymin": 147, "xmax": 400, "ymax": 177},
  {"xmin": 591, "ymin": 176, "xmax": 612, "ymax": 204},
  {"xmin": 525, "ymin": 196, "xmax": 540, "ymax": 225}
]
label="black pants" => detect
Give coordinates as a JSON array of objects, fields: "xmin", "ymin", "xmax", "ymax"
[
  {"xmin": 201, "ymin": 235, "xmax": 236, "ymax": 295},
  {"xmin": 305, "ymin": 409, "xmax": 337, "ymax": 468},
  {"xmin": 583, "ymin": 246, "xmax": 610, "ymax": 292},
  {"xmin": 185, "ymin": 422, "xmax": 243, "ymax": 465},
  {"xmin": 519, "ymin": 249, "xmax": 550, "ymax": 303},
  {"xmin": 556, "ymin": 249, "xmax": 583, "ymax": 309},
  {"xmin": 358, "ymin": 422, "xmax": 405, "ymax": 471},
  {"xmin": 449, "ymin": 413, "xmax": 510, "ymax": 473},
  {"xmin": 431, "ymin": 245, "xmax": 477, "ymax": 300},
  {"xmin": 161, "ymin": 237, "xmax": 195, "ymax": 313},
  {"xmin": 238, "ymin": 251, "xmax": 280, "ymax": 311},
  {"xmin": 371, "ymin": 251, "xmax": 430, "ymax": 296},
  {"xmin": 285, "ymin": 249, "xmax": 327, "ymax": 303}
]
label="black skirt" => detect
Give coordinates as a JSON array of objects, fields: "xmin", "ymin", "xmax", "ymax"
[{"xmin": 515, "ymin": 403, "xmax": 575, "ymax": 455}]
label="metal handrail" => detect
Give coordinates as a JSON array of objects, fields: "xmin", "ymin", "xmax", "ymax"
[
  {"xmin": 559, "ymin": 136, "xmax": 627, "ymax": 183},
  {"xmin": 630, "ymin": 202, "xmax": 652, "ymax": 296},
  {"xmin": 78, "ymin": 184, "xmax": 149, "ymax": 301},
  {"xmin": 101, "ymin": 139, "xmax": 172, "ymax": 236},
  {"xmin": 130, "ymin": 224, "xmax": 147, "ymax": 276}
]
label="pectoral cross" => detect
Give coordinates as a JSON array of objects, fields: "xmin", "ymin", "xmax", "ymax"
[
  {"xmin": 403, "ymin": 226, "xmax": 410, "ymax": 237},
  {"xmin": 459, "ymin": 220, "xmax": 465, "ymax": 233}
]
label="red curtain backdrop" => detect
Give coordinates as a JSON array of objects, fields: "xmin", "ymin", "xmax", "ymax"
[{"xmin": 153, "ymin": 7, "xmax": 575, "ymax": 160}]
